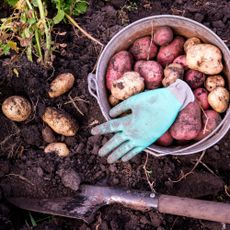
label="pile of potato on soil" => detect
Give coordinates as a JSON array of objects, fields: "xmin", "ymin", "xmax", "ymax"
[
  {"xmin": 1, "ymin": 73, "xmax": 77, "ymax": 157},
  {"xmin": 105, "ymin": 26, "xmax": 229, "ymax": 147}
]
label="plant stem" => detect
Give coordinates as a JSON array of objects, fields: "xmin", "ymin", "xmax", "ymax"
[
  {"xmin": 65, "ymin": 13, "xmax": 103, "ymax": 47},
  {"xmin": 25, "ymin": 0, "xmax": 43, "ymax": 60},
  {"xmin": 26, "ymin": 43, "xmax": 33, "ymax": 61},
  {"xmin": 36, "ymin": 0, "xmax": 51, "ymax": 65}
]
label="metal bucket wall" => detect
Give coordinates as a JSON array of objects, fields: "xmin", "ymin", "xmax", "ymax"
[{"xmin": 88, "ymin": 15, "xmax": 230, "ymax": 157}]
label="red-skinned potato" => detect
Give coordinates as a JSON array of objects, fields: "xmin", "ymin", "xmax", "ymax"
[
  {"xmin": 106, "ymin": 51, "xmax": 133, "ymax": 90},
  {"xmin": 170, "ymin": 101, "xmax": 202, "ymax": 140},
  {"xmin": 156, "ymin": 131, "xmax": 173, "ymax": 146},
  {"xmin": 153, "ymin": 26, "xmax": 173, "ymax": 46},
  {"xmin": 194, "ymin": 88, "xmax": 209, "ymax": 110},
  {"xmin": 173, "ymin": 55, "xmax": 188, "ymax": 70},
  {"xmin": 134, "ymin": 60, "xmax": 163, "ymax": 89},
  {"xmin": 157, "ymin": 36, "xmax": 185, "ymax": 67},
  {"xmin": 185, "ymin": 69, "xmax": 205, "ymax": 89},
  {"xmin": 129, "ymin": 36, "xmax": 158, "ymax": 60},
  {"xmin": 195, "ymin": 110, "xmax": 221, "ymax": 141}
]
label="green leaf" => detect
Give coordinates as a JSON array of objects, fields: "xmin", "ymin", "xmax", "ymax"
[
  {"xmin": 4, "ymin": 0, "xmax": 18, "ymax": 7},
  {"xmin": 28, "ymin": 18, "xmax": 36, "ymax": 25},
  {"xmin": 53, "ymin": 9, "xmax": 65, "ymax": 24},
  {"xmin": 2, "ymin": 44, "xmax": 11, "ymax": 55},
  {"xmin": 31, "ymin": 0, "xmax": 38, "ymax": 7},
  {"xmin": 29, "ymin": 212, "xmax": 37, "ymax": 227},
  {"xmin": 73, "ymin": 1, "xmax": 88, "ymax": 16}
]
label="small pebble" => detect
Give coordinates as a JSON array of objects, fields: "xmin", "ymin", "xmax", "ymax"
[
  {"xmin": 109, "ymin": 165, "xmax": 117, "ymax": 173},
  {"xmin": 36, "ymin": 167, "xmax": 44, "ymax": 177},
  {"xmin": 214, "ymin": 145, "xmax": 220, "ymax": 151},
  {"xmin": 212, "ymin": 20, "xmax": 225, "ymax": 28},
  {"xmin": 194, "ymin": 13, "xmax": 204, "ymax": 22},
  {"xmin": 58, "ymin": 169, "xmax": 81, "ymax": 191}
]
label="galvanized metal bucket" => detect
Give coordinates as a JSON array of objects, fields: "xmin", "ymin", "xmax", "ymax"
[{"xmin": 88, "ymin": 15, "xmax": 230, "ymax": 157}]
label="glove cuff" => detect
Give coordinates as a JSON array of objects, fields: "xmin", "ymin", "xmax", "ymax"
[{"xmin": 167, "ymin": 79, "xmax": 195, "ymax": 110}]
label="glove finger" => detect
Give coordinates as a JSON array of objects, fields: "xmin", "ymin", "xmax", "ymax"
[
  {"xmin": 91, "ymin": 118, "xmax": 122, "ymax": 135},
  {"xmin": 98, "ymin": 133, "xmax": 128, "ymax": 157},
  {"xmin": 107, "ymin": 141, "xmax": 134, "ymax": 164},
  {"xmin": 121, "ymin": 147, "xmax": 144, "ymax": 162},
  {"xmin": 109, "ymin": 100, "xmax": 131, "ymax": 118},
  {"xmin": 91, "ymin": 115, "xmax": 131, "ymax": 135}
]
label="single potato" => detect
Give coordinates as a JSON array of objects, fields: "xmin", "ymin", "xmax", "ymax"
[
  {"xmin": 205, "ymin": 75, "xmax": 225, "ymax": 92},
  {"xmin": 42, "ymin": 126, "xmax": 56, "ymax": 143},
  {"xmin": 162, "ymin": 63, "xmax": 184, "ymax": 87},
  {"xmin": 44, "ymin": 142, "xmax": 69, "ymax": 157},
  {"xmin": 2, "ymin": 96, "xmax": 31, "ymax": 122},
  {"xmin": 48, "ymin": 73, "xmax": 75, "ymax": 98},
  {"xmin": 129, "ymin": 36, "xmax": 158, "ymax": 60},
  {"xmin": 170, "ymin": 101, "xmax": 202, "ymax": 140},
  {"xmin": 208, "ymin": 87, "xmax": 229, "ymax": 113},
  {"xmin": 186, "ymin": 44, "xmax": 223, "ymax": 75},
  {"xmin": 42, "ymin": 107, "xmax": 78, "ymax": 136},
  {"xmin": 153, "ymin": 26, "xmax": 174, "ymax": 46},
  {"xmin": 134, "ymin": 60, "xmax": 163, "ymax": 89},
  {"xmin": 111, "ymin": 71, "xmax": 145, "ymax": 100},
  {"xmin": 195, "ymin": 110, "xmax": 221, "ymax": 141},
  {"xmin": 109, "ymin": 95, "xmax": 120, "ymax": 106},
  {"xmin": 184, "ymin": 37, "xmax": 201, "ymax": 53}
]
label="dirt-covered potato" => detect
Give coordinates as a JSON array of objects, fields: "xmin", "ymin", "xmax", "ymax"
[
  {"xmin": 111, "ymin": 71, "xmax": 144, "ymax": 100},
  {"xmin": 173, "ymin": 55, "xmax": 188, "ymax": 69},
  {"xmin": 170, "ymin": 101, "xmax": 202, "ymax": 140},
  {"xmin": 186, "ymin": 44, "xmax": 223, "ymax": 75},
  {"xmin": 184, "ymin": 37, "xmax": 201, "ymax": 53},
  {"xmin": 134, "ymin": 60, "xmax": 163, "ymax": 89},
  {"xmin": 2, "ymin": 96, "xmax": 32, "ymax": 122},
  {"xmin": 194, "ymin": 88, "xmax": 209, "ymax": 110},
  {"xmin": 153, "ymin": 26, "xmax": 173, "ymax": 46},
  {"xmin": 48, "ymin": 73, "xmax": 75, "ymax": 98},
  {"xmin": 129, "ymin": 36, "xmax": 158, "ymax": 60},
  {"xmin": 184, "ymin": 69, "xmax": 205, "ymax": 89},
  {"xmin": 106, "ymin": 50, "xmax": 133, "ymax": 90},
  {"xmin": 109, "ymin": 95, "xmax": 120, "ymax": 106},
  {"xmin": 162, "ymin": 63, "xmax": 184, "ymax": 87},
  {"xmin": 44, "ymin": 142, "xmax": 69, "ymax": 157},
  {"xmin": 42, "ymin": 126, "xmax": 56, "ymax": 143},
  {"xmin": 195, "ymin": 110, "xmax": 222, "ymax": 141},
  {"xmin": 205, "ymin": 75, "xmax": 225, "ymax": 92},
  {"xmin": 156, "ymin": 131, "xmax": 173, "ymax": 146},
  {"xmin": 42, "ymin": 107, "xmax": 78, "ymax": 136},
  {"xmin": 157, "ymin": 36, "xmax": 185, "ymax": 67},
  {"xmin": 208, "ymin": 87, "xmax": 229, "ymax": 113}
]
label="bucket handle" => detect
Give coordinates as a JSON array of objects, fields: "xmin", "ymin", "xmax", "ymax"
[{"xmin": 87, "ymin": 73, "xmax": 98, "ymax": 101}]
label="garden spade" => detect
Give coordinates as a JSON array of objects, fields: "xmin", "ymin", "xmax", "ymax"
[{"xmin": 8, "ymin": 185, "xmax": 230, "ymax": 224}]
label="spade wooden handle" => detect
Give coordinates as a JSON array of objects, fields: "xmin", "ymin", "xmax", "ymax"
[{"xmin": 158, "ymin": 195, "xmax": 230, "ymax": 224}]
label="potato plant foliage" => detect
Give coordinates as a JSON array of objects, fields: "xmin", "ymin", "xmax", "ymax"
[{"xmin": 0, "ymin": 0, "xmax": 88, "ymax": 66}]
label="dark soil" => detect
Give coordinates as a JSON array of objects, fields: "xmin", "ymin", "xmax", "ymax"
[{"xmin": 1, "ymin": 0, "xmax": 230, "ymax": 229}]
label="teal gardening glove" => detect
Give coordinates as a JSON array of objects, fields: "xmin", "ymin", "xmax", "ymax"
[{"xmin": 91, "ymin": 79, "xmax": 195, "ymax": 163}]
